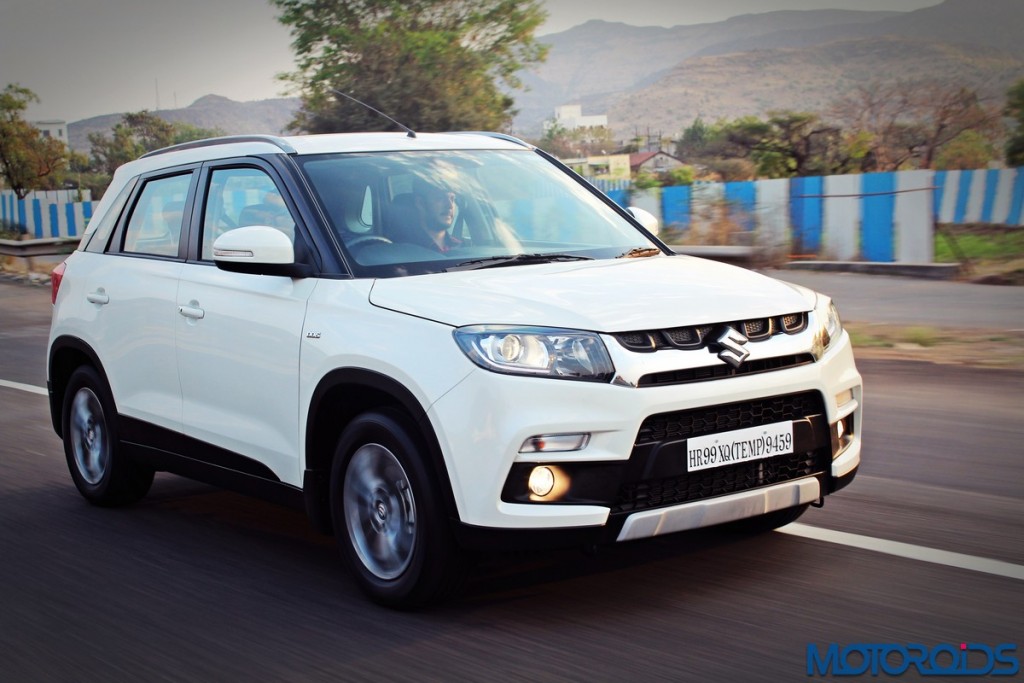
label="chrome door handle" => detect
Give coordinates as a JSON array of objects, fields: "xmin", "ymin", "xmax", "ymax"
[{"xmin": 86, "ymin": 290, "xmax": 109, "ymax": 305}]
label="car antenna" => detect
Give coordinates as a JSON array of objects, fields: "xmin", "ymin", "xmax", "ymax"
[{"xmin": 330, "ymin": 89, "xmax": 416, "ymax": 139}]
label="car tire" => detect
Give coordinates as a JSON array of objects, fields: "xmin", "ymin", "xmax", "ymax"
[
  {"xmin": 330, "ymin": 409, "xmax": 468, "ymax": 608},
  {"xmin": 62, "ymin": 366, "xmax": 154, "ymax": 507},
  {"xmin": 725, "ymin": 503, "xmax": 809, "ymax": 534}
]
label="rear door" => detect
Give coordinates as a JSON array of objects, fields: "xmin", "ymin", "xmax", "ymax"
[{"xmin": 77, "ymin": 169, "xmax": 196, "ymax": 432}]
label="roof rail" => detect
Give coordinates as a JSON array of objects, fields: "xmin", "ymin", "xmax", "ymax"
[
  {"xmin": 141, "ymin": 135, "xmax": 296, "ymax": 159},
  {"xmin": 449, "ymin": 131, "xmax": 533, "ymax": 149}
]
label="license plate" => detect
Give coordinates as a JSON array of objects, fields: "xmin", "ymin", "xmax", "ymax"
[{"xmin": 686, "ymin": 421, "xmax": 794, "ymax": 472}]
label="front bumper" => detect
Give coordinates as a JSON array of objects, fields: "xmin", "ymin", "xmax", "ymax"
[{"xmin": 430, "ymin": 330, "xmax": 862, "ymax": 542}]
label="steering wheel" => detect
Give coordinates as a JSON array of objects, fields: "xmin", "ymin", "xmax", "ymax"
[{"xmin": 347, "ymin": 235, "xmax": 393, "ymax": 249}]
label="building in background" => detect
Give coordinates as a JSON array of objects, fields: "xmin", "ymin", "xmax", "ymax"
[
  {"xmin": 548, "ymin": 105, "xmax": 607, "ymax": 131},
  {"xmin": 630, "ymin": 151, "xmax": 685, "ymax": 176},
  {"xmin": 32, "ymin": 120, "xmax": 69, "ymax": 147},
  {"xmin": 563, "ymin": 153, "xmax": 631, "ymax": 180}
]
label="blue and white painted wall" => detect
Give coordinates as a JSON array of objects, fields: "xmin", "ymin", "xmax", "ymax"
[
  {"xmin": 1, "ymin": 189, "xmax": 94, "ymax": 240},
  {"xmin": 5, "ymin": 169, "xmax": 1023, "ymax": 260},
  {"xmin": 594, "ymin": 167, "xmax": 1023, "ymax": 263},
  {"xmin": 934, "ymin": 168, "xmax": 1024, "ymax": 226}
]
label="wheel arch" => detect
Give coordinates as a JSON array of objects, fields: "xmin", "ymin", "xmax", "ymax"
[
  {"xmin": 48, "ymin": 336, "xmax": 110, "ymax": 438},
  {"xmin": 303, "ymin": 368, "xmax": 460, "ymax": 534}
]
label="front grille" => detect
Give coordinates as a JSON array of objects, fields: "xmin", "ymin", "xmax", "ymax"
[
  {"xmin": 637, "ymin": 353, "xmax": 814, "ymax": 387},
  {"xmin": 636, "ymin": 391, "xmax": 822, "ymax": 444},
  {"xmin": 614, "ymin": 451, "xmax": 825, "ymax": 513},
  {"xmin": 614, "ymin": 312, "xmax": 808, "ymax": 353},
  {"xmin": 614, "ymin": 391, "xmax": 828, "ymax": 514}
]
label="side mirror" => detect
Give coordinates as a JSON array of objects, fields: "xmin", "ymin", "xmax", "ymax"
[
  {"xmin": 213, "ymin": 226, "xmax": 310, "ymax": 277},
  {"xmin": 628, "ymin": 206, "xmax": 660, "ymax": 235}
]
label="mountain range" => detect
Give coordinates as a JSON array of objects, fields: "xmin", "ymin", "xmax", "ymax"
[
  {"xmin": 67, "ymin": 0, "xmax": 1023, "ymax": 151},
  {"xmin": 68, "ymin": 96, "xmax": 300, "ymax": 153},
  {"xmin": 517, "ymin": 0, "xmax": 1023, "ymax": 139}
]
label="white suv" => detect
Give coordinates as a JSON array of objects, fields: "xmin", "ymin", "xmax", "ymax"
[{"xmin": 48, "ymin": 133, "xmax": 862, "ymax": 606}]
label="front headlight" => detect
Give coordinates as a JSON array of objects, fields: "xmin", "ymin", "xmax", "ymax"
[
  {"xmin": 812, "ymin": 295, "xmax": 843, "ymax": 360},
  {"xmin": 454, "ymin": 325, "xmax": 615, "ymax": 382}
]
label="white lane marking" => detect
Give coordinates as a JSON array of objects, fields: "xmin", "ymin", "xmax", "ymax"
[
  {"xmin": 779, "ymin": 523, "xmax": 1024, "ymax": 581},
  {"xmin": 0, "ymin": 379, "xmax": 47, "ymax": 396}
]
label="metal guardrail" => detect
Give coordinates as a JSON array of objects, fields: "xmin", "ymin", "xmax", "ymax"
[{"xmin": 0, "ymin": 237, "xmax": 80, "ymax": 258}]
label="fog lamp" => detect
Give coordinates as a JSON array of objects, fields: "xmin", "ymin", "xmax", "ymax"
[{"xmin": 528, "ymin": 466, "xmax": 556, "ymax": 497}]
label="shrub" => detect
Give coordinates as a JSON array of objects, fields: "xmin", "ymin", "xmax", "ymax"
[{"xmin": 0, "ymin": 219, "xmax": 27, "ymax": 239}]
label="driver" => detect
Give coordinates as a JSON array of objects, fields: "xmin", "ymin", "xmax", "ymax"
[{"xmin": 411, "ymin": 177, "xmax": 460, "ymax": 252}]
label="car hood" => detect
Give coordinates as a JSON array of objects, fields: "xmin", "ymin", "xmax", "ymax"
[{"xmin": 368, "ymin": 256, "xmax": 812, "ymax": 331}]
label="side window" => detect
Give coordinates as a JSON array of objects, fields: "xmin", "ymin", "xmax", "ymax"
[
  {"xmin": 202, "ymin": 167, "xmax": 295, "ymax": 260},
  {"xmin": 84, "ymin": 177, "xmax": 137, "ymax": 253},
  {"xmin": 122, "ymin": 174, "xmax": 191, "ymax": 257}
]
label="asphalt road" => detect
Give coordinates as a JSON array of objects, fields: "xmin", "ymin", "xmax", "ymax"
[
  {"xmin": 763, "ymin": 268, "xmax": 1024, "ymax": 330},
  {"xmin": 1, "ymin": 276, "xmax": 1021, "ymax": 682}
]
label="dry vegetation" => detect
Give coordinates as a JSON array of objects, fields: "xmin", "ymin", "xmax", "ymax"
[{"xmin": 846, "ymin": 322, "xmax": 1024, "ymax": 369}]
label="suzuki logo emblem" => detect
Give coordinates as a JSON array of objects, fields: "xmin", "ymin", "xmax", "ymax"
[{"xmin": 717, "ymin": 326, "xmax": 750, "ymax": 368}]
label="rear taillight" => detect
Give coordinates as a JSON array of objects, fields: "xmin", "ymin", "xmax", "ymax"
[{"xmin": 51, "ymin": 261, "xmax": 67, "ymax": 305}]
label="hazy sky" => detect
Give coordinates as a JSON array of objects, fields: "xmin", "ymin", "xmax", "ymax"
[{"xmin": 2, "ymin": 0, "xmax": 944, "ymax": 122}]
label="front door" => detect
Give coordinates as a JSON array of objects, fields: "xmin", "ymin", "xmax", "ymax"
[{"xmin": 175, "ymin": 165, "xmax": 315, "ymax": 486}]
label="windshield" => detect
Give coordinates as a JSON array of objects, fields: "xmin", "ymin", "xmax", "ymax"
[{"xmin": 298, "ymin": 149, "xmax": 661, "ymax": 277}]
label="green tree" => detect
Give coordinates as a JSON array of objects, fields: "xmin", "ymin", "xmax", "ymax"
[
  {"xmin": 0, "ymin": 84, "xmax": 68, "ymax": 199},
  {"xmin": 661, "ymin": 165, "xmax": 695, "ymax": 186},
  {"xmin": 88, "ymin": 111, "xmax": 223, "ymax": 177},
  {"xmin": 273, "ymin": 0, "xmax": 548, "ymax": 133},
  {"xmin": 632, "ymin": 172, "xmax": 660, "ymax": 190},
  {"xmin": 88, "ymin": 126, "xmax": 135, "ymax": 177},
  {"xmin": 1005, "ymin": 79, "xmax": 1024, "ymax": 167},
  {"xmin": 537, "ymin": 123, "xmax": 616, "ymax": 158},
  {"xmin": 537, "ymin": 122, "xmax": 573, "ymax": 157},
  {"xmin": 171, "ymin": 121, "xmax": 225, "ymax": 145},
  {"xmin": 717, "ymin": 112, "xmax": 848, "ymax": 178},
  {"xmin": 674, "ymin": 117, "xmax": 714, "ymax": 160},
  {"xmin": 934, "ymin": 130, "xmax": 997, "ymax": 170}
]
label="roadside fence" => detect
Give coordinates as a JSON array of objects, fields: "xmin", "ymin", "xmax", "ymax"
[
  {"xmin": 3, "ymin": 168, "xmax": 1022, "ymax": 265},
  {"xmin": 1, "ymin": 189, "xmax": 94, "ymax": 240},
  {"xmin": 590, "ymin": 167, "xmax": 1024, "ymax": 263}
]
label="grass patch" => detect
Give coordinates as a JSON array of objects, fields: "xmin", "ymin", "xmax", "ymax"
[
  {"xmin": 845, "ymin": 324, "xmax": 948, "ymax": 349},
  {"xmin": 934, "ymin": 224, "xmax": 1024, "ymax": 284},
  {"xmin": 846, "ymin": 327, "xmax": 893, "ymax": 348},
  {"xmin": 935, "ymin": 224, "xmax": 1024, "ymax": 263},
  {"xmin": 900, "ymin": 326, "xmax": 942, "ymax": 347}
]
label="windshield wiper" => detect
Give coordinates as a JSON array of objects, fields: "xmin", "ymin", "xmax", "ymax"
[
  {"xmin": 447, "ymin": 253, "xmax": 593, "ymax": 271},
  {"xmin": 617, "ymin": 247, "xmax": 663, "ymax": 258}
]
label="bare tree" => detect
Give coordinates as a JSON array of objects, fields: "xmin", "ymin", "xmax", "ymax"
[
  {"xmin": 913, "ymin": 85, "xmax": 1000, "ymax": 168},
  {"xmin": 829, "ymin": 80, "xmax": 999, "ymax": 171}
]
